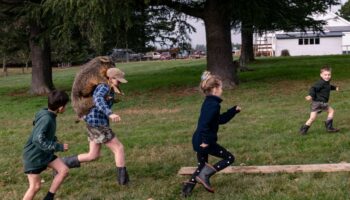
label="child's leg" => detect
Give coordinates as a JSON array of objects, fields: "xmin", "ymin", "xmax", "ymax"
[
  {"xmin": 77, "ymin": 141, "xmax": 102, "ymax": 163},
  {"xmin": 325, "ymin": 106, "xmax": 339, "ymax": 132},
  {"xmin": 188, "ymin": 152, "xmax": 208, "ymax": 183},
  {"xmin": 105, "ymin": 137, "xmax": 130, "ymax": 185},
  {"xmin": 326, "ymin": 106, "xmax": 335, "ymax": 120},
  {"xmin": 105, "ymin": 137, "xmax": 125, "ymax": 167},
  {"xmin": 305, "ymin": 111, "xmax": 318, "ymax": 126},
  {"xmin": 23, "ymin": 174, "xmax": 41, "ymax": 200},
  {"xmin": 182, "ymin": 152, "xmax": 208, "ymax": 197},
  {"xmin": 47, "ymin": 158, "xmax": 69, "ymax": 194},
  {"xmin": 208, "ymin": 144, "xmax": 235, "ymax": 171}
]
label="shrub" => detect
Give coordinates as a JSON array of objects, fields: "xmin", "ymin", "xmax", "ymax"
[{"xmin": 281, "ymin": 49, "xmax": 290, "ymax": 56}]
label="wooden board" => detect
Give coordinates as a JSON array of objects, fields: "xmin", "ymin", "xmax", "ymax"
[{"xmin": 178, "ymin": 163, "xmax": 350, "ymax": 175}]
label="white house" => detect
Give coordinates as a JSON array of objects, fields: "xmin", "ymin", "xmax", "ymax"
[{"xmin": 255, "ymin": 12, "xmax": 350, "ymax": 56}]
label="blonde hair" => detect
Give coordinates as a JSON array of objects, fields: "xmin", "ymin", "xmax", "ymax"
[{"xmin": 200, "ymin": 71, "xmax": 222, "ymax": 95}]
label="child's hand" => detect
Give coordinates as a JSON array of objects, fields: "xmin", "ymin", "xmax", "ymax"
[
  {"xmin": 200, "ymin": 143, "xmax": 208, "ymax": 148},
  {"xmin": 63, "ymin": 143, "xmax": 69, "ymax": 151},
  {"xmin": 109, "ymin": 113, "xmax": 121, "ymax": 123},
  {"xmin": 235, "ymin": 106, "xmax": 241, "ymax": 112},
  {"xmin": 305, "ymin": 95, "xmax": 312, "ymax": 101}
]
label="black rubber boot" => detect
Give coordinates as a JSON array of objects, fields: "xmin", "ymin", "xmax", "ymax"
[
  {"xmin": 195, "ymin": 163, "xmax": 216, "ymax": 193},
  {"xmin": 53, "ymin": 156, "xmax": 80, "ymax": 176},
  {"xmin": 181, "ymin": 182, "xmax": 195, "ymax": 198},
  {"xmin": 62, "ymin": 156, "xmax": 81, "ymax": 168},
  {"xmin": 325, "ymin": 119, "xmax": 340, "ymax": 132},
  {"xmin": 299, "ymin": 124, "xmax": 310, "ymax": 135},
  {"xmin": 117, "ymin": 167, "xmax": 129, "ymax": 185}
]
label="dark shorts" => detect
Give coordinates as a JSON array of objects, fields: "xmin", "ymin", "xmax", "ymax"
[
  {"xmin": 24, "ymin": 155, "xmax": 57, "ymax": 174},
  {"xmin": 86, "ymin": 125, "xmax": 115, "ymax": 144},
  {"xmin": 311, "ymin": 101, "xmax": 329, "ymax": 113}
]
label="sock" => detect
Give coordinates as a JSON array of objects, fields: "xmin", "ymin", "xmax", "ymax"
[{"xmin": 43, "ymin": 191, "xmax": 55, "ymax": 200}]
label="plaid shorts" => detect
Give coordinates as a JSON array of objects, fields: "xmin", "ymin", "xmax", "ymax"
[
  {"xmin": 86, "ymin": 125, "xmax": 115, "ymax": 144},
  {"xmin": 311, "ymin": 101, "xmax": 329, "ymax": 113}
]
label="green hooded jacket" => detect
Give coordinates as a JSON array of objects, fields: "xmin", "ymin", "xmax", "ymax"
[{"xmin": 23, "ymin": 108, "xmax": 64, "ymax": 172}]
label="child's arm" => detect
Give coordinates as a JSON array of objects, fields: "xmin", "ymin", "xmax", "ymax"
[
  {"xmin": 331, "ymin": 85, "xmax": 338, "ymax": 91},
  {"xmin": 218, "ymin": 105, "xmax": 241, "ymax": 124},
  {"xmin": 32, "ymin": 119, "xmax": 64, "ymax": 152}
]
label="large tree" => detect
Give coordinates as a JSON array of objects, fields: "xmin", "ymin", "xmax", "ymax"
[{"xmin": 1, "ymin": 0, "xmax": 55, "ymax": 94}]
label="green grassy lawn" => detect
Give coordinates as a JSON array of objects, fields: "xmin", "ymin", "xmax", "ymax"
[{"xmin": 1, "ymin": 56, "xmax": 350, "ymax": 199}]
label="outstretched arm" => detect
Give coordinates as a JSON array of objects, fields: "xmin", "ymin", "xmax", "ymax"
[{"xmin": 219, "ymin": 106, "xmax": 240, "ymax": 124}]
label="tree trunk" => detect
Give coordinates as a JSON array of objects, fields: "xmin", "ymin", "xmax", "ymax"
[
  {"xmin": 2, "ymin": 55, "xmax": 8, "ymax": 76},
  {"xmin": 239, "ymin": 21, "xmax": 255, "ymax": 69},
  {"xmin": 203, "ymin": 0, "xmax": 238, "ymax": 87},
  {"xmin": 29, "ymin": 23, "xmax": 54, "ymax": 95}
]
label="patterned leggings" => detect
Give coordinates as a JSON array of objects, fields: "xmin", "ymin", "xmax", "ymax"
[{"xmin": 188, "ymin": 143, "xmax": 235, "ymax": 183}]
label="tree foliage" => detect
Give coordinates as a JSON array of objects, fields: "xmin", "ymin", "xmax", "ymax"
[{"xmin": 340, "ymin": 0, "xmax": 350, "ymax": 21}]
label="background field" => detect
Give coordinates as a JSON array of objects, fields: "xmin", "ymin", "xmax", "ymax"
[{"xmin": 1, "ymin": 55, "xmax": 350, "ymax": 199}]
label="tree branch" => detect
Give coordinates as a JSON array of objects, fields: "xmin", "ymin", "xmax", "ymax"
[{"xmin": 147, "ymin": 0, "xmax": 204, "ymax": 19}]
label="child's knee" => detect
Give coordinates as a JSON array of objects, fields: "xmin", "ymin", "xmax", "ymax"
[
  {"xmin": 117, "ymin": 143, "xmax": 124, "ymax": 152},
  {"xmin": 57, "ymin": 166, "xmax": 69, "ymax": 177},
  {"xmin": 227, "ymin": 153, "xmax": 235, "ymax": 163},
  {"xmin": 30, "ymin": 182, "xmax": 41, "ymax": 192}
]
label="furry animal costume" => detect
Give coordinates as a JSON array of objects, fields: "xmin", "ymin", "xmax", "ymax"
[{"xmin": 71, "ymin": 56, "xmax": 114, "ymax": 118}]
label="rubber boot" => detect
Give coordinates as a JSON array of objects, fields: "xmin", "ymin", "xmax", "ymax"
[
  {"xmin": 53, "ymin": 156, "xmax": 80, "ymax": 176},
  {"xmin": 325, "ymin": 119, "xmax": 340, "ymax": 132},
  {"xmin": 117, "ymin": 167, "xmax": 129, "ymax": 185},
  {"xmin": 181, "ymin": 182, "xmax": 195, "ymax": 198},
  {"xmin": 195, "ymin": 163, "xmax": 216, "ymax": 193},
  {"xmin": 299, "ymin": 124, "xmax": 310, "ymax": 135},
  {"xmin": 62, "ymin": 156, "xmax": 81, "ymax": 168}
]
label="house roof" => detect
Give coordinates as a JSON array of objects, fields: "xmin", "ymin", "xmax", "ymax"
[
  {"xmin": 325, "ymin": 26, "xmax": 350, "ymax": 32},
  {"xmin": 276, "ymin": 32, "xmax": 343, "ymax": 40}
]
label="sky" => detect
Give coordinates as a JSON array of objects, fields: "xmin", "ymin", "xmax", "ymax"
[{"xmin": 188, "ymin": 0, "xmax": 348, "ymax": 47}]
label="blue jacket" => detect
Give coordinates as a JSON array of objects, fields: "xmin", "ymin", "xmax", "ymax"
[{"xmin": 192, "ymin": 95, "xmax": 239, "ymax": 152}]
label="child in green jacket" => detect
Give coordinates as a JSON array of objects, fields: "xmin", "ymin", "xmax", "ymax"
[{"xmin": 23, "ymin": 90, "xmax": 69, "ymax": 200}]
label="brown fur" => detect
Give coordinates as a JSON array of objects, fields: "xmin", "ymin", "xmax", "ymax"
[{"xmin": 71, "ymin": 56, "xmax": 114, "ymax": 118}]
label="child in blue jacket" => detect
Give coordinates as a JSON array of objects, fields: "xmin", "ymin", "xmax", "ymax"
[{"xmin": 182, "ymin": 71, "xmax": 241, "ymax": 197}]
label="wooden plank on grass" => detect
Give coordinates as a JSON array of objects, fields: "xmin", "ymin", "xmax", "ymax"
[{"xmin": 178, "ymin": 163, "xmax": 350, "ymax": 175}]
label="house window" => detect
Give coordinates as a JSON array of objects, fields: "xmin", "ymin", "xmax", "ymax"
[
  {"xmin": 310, "ymin": 38, "xmax": 314, "ymax": 44},
  {"xmin": 304, "ymin": 38, "xmax": 309, "ymax": 45},
  {"xmin": 315, "ymin": 38, "xmax": 320, "ymax": 44},
  {"xmin": 298, "ymin": 39, "xmax": 303, "ymax": 45}
]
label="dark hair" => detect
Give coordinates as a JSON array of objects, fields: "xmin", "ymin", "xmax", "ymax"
[
  {"xmin": 48, "ymin": 90, "xmax": 69, "ymax": 111},
  {"xmin": 320, "ymin": 65, "xmax": 331, "ymax": 73}
]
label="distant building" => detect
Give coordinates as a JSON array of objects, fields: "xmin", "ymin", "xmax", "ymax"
[{"xmin": 255, "ymin": 12, "xmax": 350, "ymax": 56}]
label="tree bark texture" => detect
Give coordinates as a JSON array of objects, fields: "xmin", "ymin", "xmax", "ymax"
[
  {"xmin": 29, "ymin": 23, "xmax": 54, "ymax": 94},
  {"xmin": 203, "ymin": 0, "xmax": 238, "ymax": 87},
  {"xmin": 239, "ymin": 22, "xmax": 255, "ymax": 68}
]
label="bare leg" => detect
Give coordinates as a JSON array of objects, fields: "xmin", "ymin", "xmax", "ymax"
[
  {"xmin": 105, "ymin": 137, "xmax": 125, "ymax": 167},
  {"xmin": 47, "ymin": 158, "xmax": 69, "ymax": 193},
  {"xmin": 305, "ymin": 111, "xmax": 318, "ymax": 126},
  {"xmin": 77, "ymin": 141, "xmax": 101, "ymax": 163},
  {"xmin": 326, "ymin": 106, "xmax": 334, "ymax": 120},
  {"xmin": 23, "ymin": 174, "xmax": 41, "ymax": 200}
]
